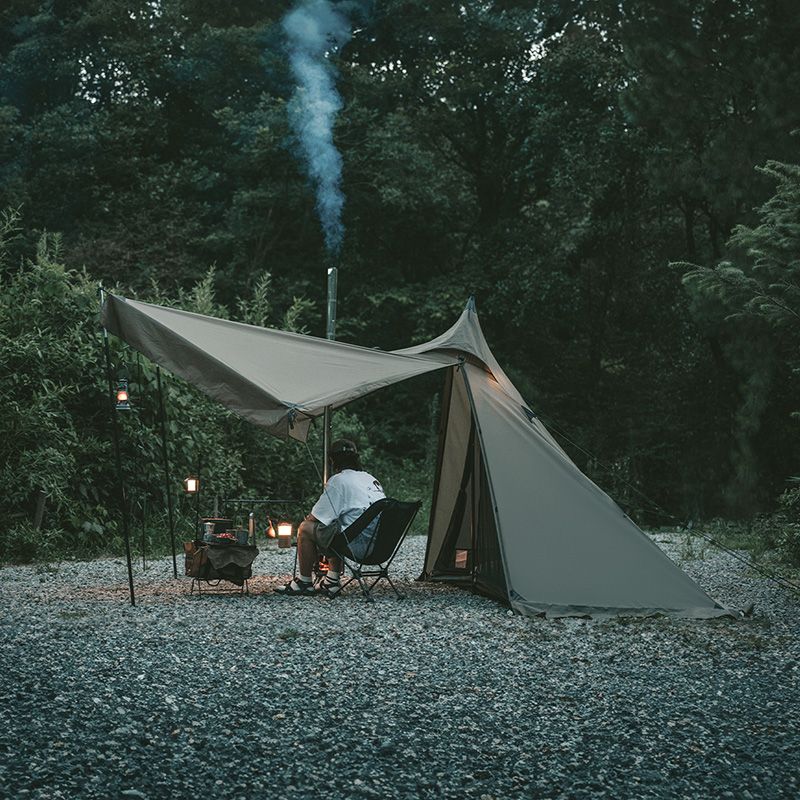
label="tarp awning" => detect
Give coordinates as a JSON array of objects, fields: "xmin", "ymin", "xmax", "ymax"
[{"xmin": 101, "ymin": 294, "xmax": 455, "ymax": 440}]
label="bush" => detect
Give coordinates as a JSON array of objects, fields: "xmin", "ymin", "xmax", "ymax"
[
  {"xmin": 0, "ymin": 228, "xmax": 438, "ymax": 563},
  {"xmin": 773, "ymin": 484, "xmax": 800, "ymax": 566}
]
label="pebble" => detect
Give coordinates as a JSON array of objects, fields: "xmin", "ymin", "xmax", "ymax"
[{"xmin": 0, "ymin": 534, "xmax": 798, "ymax": 799}]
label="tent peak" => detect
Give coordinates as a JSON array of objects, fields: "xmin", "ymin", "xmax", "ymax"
[{"xmin": 465, "ymin": 295, "xmax": 476, "ymax": 312}]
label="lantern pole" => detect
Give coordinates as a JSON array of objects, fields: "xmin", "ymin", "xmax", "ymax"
[
  {"xmin": 140, "ymin": 494, "xmax": 147, "ymax": 571},
  {"xmin": 194, "ymin": 461, "xmax": 202, "ymax": 541},
  {"xmin": 156, "ymin": 365, "xmax": 178, "ymax": 578},
  {"xmin": 323, "ymin": 264, "xmax": 338, "ymax": 484},
  {"xmin": 99, "ymin": 285, "xmax": 136, "ymax": 607}
]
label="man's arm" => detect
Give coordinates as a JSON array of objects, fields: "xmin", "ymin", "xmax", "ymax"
[{"xmin": 309, "ymin": 475, "xmax": 341, "ymax": 525}]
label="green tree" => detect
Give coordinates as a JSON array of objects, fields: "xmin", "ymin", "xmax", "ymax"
[{"xmin": 682, "ymin": 157, "xmax": 800, "ymax": 516}]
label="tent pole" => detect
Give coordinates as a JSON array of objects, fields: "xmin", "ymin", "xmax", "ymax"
[
  {"xmin": 99, "ymin": 285, "xmax": 136, "ymax": 607},
  {"xmin": 323, "ymin": 407, "xmax": 331, "ymax": 484},
  {"xmin": 156, "ymin": 366, "xmax": 178, "ymax": 578},
  {"xmin": 141, "ymin": 494, "xmax": 147, "ymax": 571},
  {"xmin": 471, "ymin": 422, "xmax": 478, "ymax": 590},
  {"xmin": 194, "ymin": 460, "xmax": 202, "ymax": 540}
]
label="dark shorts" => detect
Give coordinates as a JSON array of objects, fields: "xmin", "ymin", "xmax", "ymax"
[{"xmin": 304, "ymin": 515, "xmax": 340, "ymax": 553}]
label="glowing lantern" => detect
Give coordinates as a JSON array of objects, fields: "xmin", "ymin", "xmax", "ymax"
[
  {"xmin": 183, "ymin": 476, "xmax": 200, "ymax": 495},
  {"xmin": 277, "ymin": 521, "xmax": 293, "ymax": 548},
  {"xmin": 115, "ymin": 379, "xmax": 131, "ymax": 411}
]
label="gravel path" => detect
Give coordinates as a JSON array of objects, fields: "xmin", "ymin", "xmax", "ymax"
[{"xmin": 1, "ymin": 532, "xmax": 798, "ymax": 800}]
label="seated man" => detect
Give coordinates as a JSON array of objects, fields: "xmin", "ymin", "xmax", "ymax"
[{"xmin": 277, "ymin": 438, "xmax": 385, "ymax": 597}]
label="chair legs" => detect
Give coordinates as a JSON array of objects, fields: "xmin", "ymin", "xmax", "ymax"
[
  {"xmin": 382, "ymin": 574, "xmax": 405, "ymax": 600},
  {"xmin": 338, "ymin": 567, "xmax": 403, "ymax": 601}
]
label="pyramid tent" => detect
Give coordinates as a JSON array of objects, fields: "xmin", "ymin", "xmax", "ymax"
[
  {"xmin": 101, "ymin": 294, "xmax": 733, "ymax": 619},
  {"xmin": 396, "ymin": 299, "xmax": 732, "ymax": 619}
]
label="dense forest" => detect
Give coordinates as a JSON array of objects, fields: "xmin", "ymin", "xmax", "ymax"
[{"xmin": 1, "ymin": 0, "xmax": 799, "ymax": 564}]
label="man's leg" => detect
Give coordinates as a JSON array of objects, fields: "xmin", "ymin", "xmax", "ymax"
[
  {"xmin": 327, "ymin": 554, "xmax": 343, "ymax": 573},
  {"xmin": 276, "ymin": 517, "xmax": 318, "ymax": 594},
  {"xmin": 296, "ymin": 518, "xmax": 319, "ymax": 579}
]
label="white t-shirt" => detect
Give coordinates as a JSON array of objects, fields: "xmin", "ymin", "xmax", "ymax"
[{"xmin": 310, "ymin": 469, "xmax": 386, "ymax": 529}]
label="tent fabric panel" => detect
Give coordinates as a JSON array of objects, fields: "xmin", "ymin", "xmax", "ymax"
[
  {"xmin": 431, "ymin": 468, "xmax": 474, "ymax": 576},
  {"xmin": 473, "ymin": 435, "xmax": 508, "ymax": 602},
  {"xmin": 463, "ymin": 364, "xmax": 730, "ymax": 618},
  {"xmin": 509, "ymin": 599, "xmax": 734, "ymax": 620},
  {"xmin": 395, "ymin": 305, "xmax": 573, "ymax": 463},
  {"xmin": 101, "ymin": 295, "xmax": 452, "ymax": 440},
  {"xmin": 394, "ymin": 306, "xmax": 523, "ymax": 404},
  {"xmin": 424, "ymin": 368, "xmax": 474, "ymax": 576},
  {"xmin": 102, "ymin": 293, "xmax": 296, "ymax": 438}
]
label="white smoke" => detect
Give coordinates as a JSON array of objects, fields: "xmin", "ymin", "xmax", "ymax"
[{"xmin": 283, "ymin": 0, "xmax": 352, "ymax": 255}]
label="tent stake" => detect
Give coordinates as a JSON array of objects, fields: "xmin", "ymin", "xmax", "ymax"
[
  {"xmin": 99, "ymin": 286, "xmax": 136, "ymax": 607},
  {"xmin": 156, "ymin": 366, "xmax": 178, "ymax": 578}
]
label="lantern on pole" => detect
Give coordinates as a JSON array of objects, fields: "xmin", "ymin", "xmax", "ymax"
[
  {"xmin": 115, "ymin": 377, "xmax": 131, "ymax": 411},
  {"xmin": 184, "ymin": 476, "xmax": 201, "ymax": 541}
]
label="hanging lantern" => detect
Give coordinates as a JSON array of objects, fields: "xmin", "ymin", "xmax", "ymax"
[
  {"xmin": 115, "ymin": 378, "xmax": 131, "ymax": 411},
  {"xmin": 184, "ymin": 476, "xmax": 200, "ymax": 495},
  {"xmin": 277, "ymin": 521, "xmax": 293, "ymax": 548}
]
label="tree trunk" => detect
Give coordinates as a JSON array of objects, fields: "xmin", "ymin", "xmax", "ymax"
[{"xmin": 33, "ymin": 490, "xmax": 46, "ymax": 531}]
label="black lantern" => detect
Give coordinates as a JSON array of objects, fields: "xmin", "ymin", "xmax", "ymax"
[
  {"xmin": 115, "ymin": 377, "xmax": 131, "ymax": 411},
  {"xmin": 184, "ymin": 476, "xmax": 200, "ymax": 494}
]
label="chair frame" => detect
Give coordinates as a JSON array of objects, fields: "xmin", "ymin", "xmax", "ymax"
[{"xmin": 329, "ymin": 498, "xmax": 421, "ymax": 602}]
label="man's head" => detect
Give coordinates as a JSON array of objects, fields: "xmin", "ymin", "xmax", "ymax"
[{"xmin": 329, "ymin": 438, "xmax": 361, "ymax": 473}]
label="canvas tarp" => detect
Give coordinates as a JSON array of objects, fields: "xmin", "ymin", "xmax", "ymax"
[{"xmin": 100, "ymin": 294, "xmax": 455, "ymax": 440}]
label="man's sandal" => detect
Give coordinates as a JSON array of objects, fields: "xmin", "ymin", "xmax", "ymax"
[
  {"xmin": 316, "ymin": 580, "xmax": 342, "ymax": 598},
  {"xmin": 275, "ymin": 580, "xmax": 316, "ymax": 596}
]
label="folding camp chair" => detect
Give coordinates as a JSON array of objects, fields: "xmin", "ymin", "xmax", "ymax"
[{"xmin": 329, "ymin": 498, "xmax": 420, "ymax": 602}]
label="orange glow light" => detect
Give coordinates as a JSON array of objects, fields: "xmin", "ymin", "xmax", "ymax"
[
  {"xmin": 277, "ymin": 522, "xmax": 293, "ymax": 538},
  {"xmin": 277, "ymin": 521, "xmax": 292, "ymax": 548}
]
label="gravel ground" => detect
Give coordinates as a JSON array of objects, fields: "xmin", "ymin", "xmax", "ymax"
[{"xmin": 1, "ymin": 532, "xmax": 798, "ymax": 800}]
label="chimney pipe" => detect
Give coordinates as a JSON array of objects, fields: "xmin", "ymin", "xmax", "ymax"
[{"xmin": 323, "ymin": 259, "xmax": 338, "ymax": 483}]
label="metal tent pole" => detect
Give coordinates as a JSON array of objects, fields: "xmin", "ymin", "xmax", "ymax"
[
  {"xmin": 194, "ymin": 462, "xmax": 202, "ymax": 540},
  {"xmin": 156, "ymin": 366, "xmax": 178, "ymax": 578},
  {"xmin": 141, "ymin": 494, "xmax": 147, "ymax": 571},
  {"xmin": 99, "ymin": 286, "xmax": 136, "ymax": 607}
]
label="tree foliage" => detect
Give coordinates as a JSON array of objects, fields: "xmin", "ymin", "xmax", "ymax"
[{"xmin": 2, "ymin": 0, "xmax": 800, "ymax": 561}]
